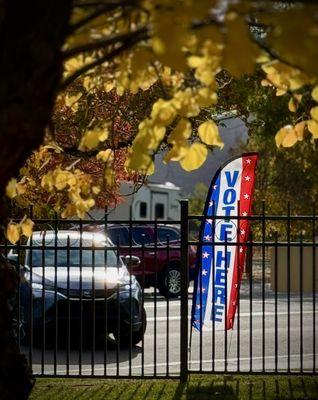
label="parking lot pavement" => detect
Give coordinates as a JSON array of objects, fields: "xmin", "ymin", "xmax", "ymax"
[{"xmin": 22, "ymin": 284, "xmax": 317, "ymax": 377}]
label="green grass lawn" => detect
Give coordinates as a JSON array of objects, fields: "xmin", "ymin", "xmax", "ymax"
[{"xmin": 30, "ymin": 375, "xmax": 318, "ymax": 400}]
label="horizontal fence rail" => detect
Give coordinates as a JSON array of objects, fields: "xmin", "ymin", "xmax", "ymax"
[{"xmin": 2, "ymin": 202, "xmax": 317, "ymax": 379}]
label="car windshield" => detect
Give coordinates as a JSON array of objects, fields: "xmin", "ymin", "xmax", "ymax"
[
  {"xmin": 28, "ymin": 238, "xmax": 118, "ymax": 267},
  {"xmin": 29, "ymin": 249, "xmax": 118, "ymax": 267}
]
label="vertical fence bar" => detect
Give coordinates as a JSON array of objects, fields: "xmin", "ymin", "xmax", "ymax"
[
  {"xmin": 28, "ymin": 205, "xmax": 33, "ymax": 371},
  {"xmin": 249, "ymin": 231, "xmax": 253, "ymax": 372},
  {"xmin": 103, "ymin": 207, "xmax": 108, "ymax": 377},
  {"xmin": 237, "ymin": 200, "xmax": 241, "ymax": 373},
  {"xmin": 128, "ymin": 206, "xmax": 133, "ymax": 377},
  {"xmin": 199, "ymin": 225, "xmax": 203, "ymax": 372},
  {"xmin": 261, "ymin": 201, "xmax": 266, "ymax": 373},
  {"xmin": 79, "ymin": 220, "xmax": 83, "ymax": 375},
  {"xmin": 41, "ymin": 234, "xmax": 45, "ymax": 375},
  {"xmin": 212, "ymin": 201, "xmax": 216, "ymax": 373},
  {"xmin": 53, "ymin": 213, "xmax": 58, "ymax": 376},
  {"xmin": 17, "ymin": 238, "xmax": 21, "ymax": 348},
  {"xmin": 274, "ymin": 231, "xmax": 278, "ymax": 373},
  {"xmin": 180, "ymin": 200, "xmax": 189, "ymax": 382},
  {"xmin": 300, "ymin": 233, "xmax": 303, "ymax": 373},
  {"xmin": 141, "ymin": 235, "xmax": 145, "ymax": 377},
  {"xmin": 116, "ymin": 235, "xmax": 120, "ymax": 377},
  {"xmin": 166, "ymin": 234, "xmax": 170, "ymax": 377},
  {"xmin": 312, "ymin": 202, "xmax": 316, "ymax": 373},
  {"xmin": 91, "ymin": 241, "xmax": 95, "ymax": 376},
  {"xmin": 224, "ymin": 232, "xmax": 228, "ymax": 373},
  {"xmin": 66, "ymin": 236, "xmax": 70, "ymax": 376},
  {"xmin": 287, "ymin": 202, "xmax": 291, "ymax": 373},
  {"xmin": 154, "ymin": 216, "xmax": 158, "ymax": 377}
]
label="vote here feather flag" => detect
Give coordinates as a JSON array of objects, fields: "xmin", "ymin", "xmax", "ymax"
[{"xmin": 191, "ymin": 153, "xmax": 258, "ymax": 332}]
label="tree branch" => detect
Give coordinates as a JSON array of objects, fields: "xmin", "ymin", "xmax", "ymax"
[
  {"xmin": 63, "ymin": 26, "xmax": 148, "ymax": 59},
  {"xmin": 59, "ymin": 28, "xmax": 149, "ymax": 90},
  {"xmin": 69, "ymin": 1, "xmax": 128, "ymax": 34}
]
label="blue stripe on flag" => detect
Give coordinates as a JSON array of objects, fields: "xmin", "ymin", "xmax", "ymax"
[{"xmin": 192, "ymin": 175, "xmax": 220, "ymax": 331}]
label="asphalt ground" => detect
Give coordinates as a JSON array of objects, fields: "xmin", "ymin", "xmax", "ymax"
[{"xmin": 21, "ymin": 282, "xmax": 317, "ymax": 377}]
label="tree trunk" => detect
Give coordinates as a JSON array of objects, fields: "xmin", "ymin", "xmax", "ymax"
[{"xmin": 0, "ymin": 1, "xmax": 72, "ymax": 398}]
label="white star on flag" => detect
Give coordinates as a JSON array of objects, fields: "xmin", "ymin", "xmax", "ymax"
[
  {"xmin": 213, "ymin": 184, "xmax": 218, "ymax": 190},
  {"xmin": 209, "ymin": 201, "xmax": 213, "ymax": 207},
  {"xmin": 202, "ymin": 251, "xmax": 209, "ymax": 258},
  {"xmin": 240, "ymin": 229, "xmax": 246, "ymax": 235},
  {"xmin": 202, "ymin": 269, "xmax": 208, "ymax": 276},
  {"xmin": 204, "ymin": 234, "xmax": 212, "ymax": 241},
  {"xmin": 244, "ymin": 175, "xmax": 251, "ymax": 181},
  {"xmin": 245, "ymin": 158, "xmax": 251, "ymax": 164},
  {"xmin": 234, "ymin": 283, "xmax": 238, "ymax": 288},
  {"xmin": 243, "ymin": 194, "xmax": 249, "ymax": 199},
  {"xmin": 196, "ymin": 304, "xmax": 201, "ymax": 309},
  {"xmin": 202, "ymin": 288, "xmax": 206, "ymax": 293},
  {"xmin": 239, "ymin": 247, "xmax": 244, "ymax": 253},
  {"xmin": 242, "ymin": 211, "xmax": 248, "ymax": 216}
]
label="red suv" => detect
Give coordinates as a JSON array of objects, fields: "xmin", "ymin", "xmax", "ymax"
[{"xmin": 106, "ymin": 224, "xmax": 196, "ymax": 298}]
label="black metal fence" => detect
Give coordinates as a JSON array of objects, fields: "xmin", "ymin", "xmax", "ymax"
[{"xmin": 2, "ymin": 201, "xmax": 317, "ymax": 379}]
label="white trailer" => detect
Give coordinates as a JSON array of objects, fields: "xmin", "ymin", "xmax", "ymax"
[{"xmin": 90, "ymin": 181, "xmax": 182, "ymax": 221}]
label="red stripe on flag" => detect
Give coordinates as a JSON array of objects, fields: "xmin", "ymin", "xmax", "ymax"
[{"xmin": 226, "ymin": 154, "xmax": 258, "ymax": 329}]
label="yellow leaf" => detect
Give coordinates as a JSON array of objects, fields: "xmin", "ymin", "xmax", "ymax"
[
  {"xmin": 152, "ymin": 37, "xmax": 166, "ymax": 55},
  {"xmin": 196, "ymin": 88, "xmax": 217, "ymax": 108},
  {"xmin": 198, "ymin": 121, "xmax": 224, "ymax": 148},
  {"xmin": 261, "ymin": 79, "xmax": 272, "ymax": 87},
  {"xmin": 79, "ymin": 127, "xmax": 108, "ymax": 151},
  {"xmin": 188, "ymin": 55, "xmax": 205, "ymax": 69},
  {"xmin": 104, "ymin": 168, "xmax": 116, "ymax": 186},
  {"xmin": 54, "ymin": 170, "xmax": 70, "ymax": 190},
  {"xmin": 41, "ymin": 173, "xmax": 54, "ymax": 191},
  {"xmin": 276, "ymin": 88, "xmax": 287, "ymax": 96},
  {"xmin": 307, "ymin": 119, "xmax": 318, "ymax": 139},
  {"xmin": 168, "ymin": 119, "xmax": 192, "ymax": 144},
  {"xmin": 310, "ymin": 106, "xmax": 318, "ymax": 121},
  {"xmin": 96, "ymin": 149, "xmax": 114, "ymax": 163},
  {"xmin": 6, "ymin": 178, "xmax": 17, "ymax": 199},
  {"xmin": 294, "ymin": 121, "xmax": 306, "ymax": 141},
  {"xmin": 65, "ymin": 93, "xmax": 81, "ymax": 111},
  {"xmin": 7, "ymin": 222, "xmax": 21, "ymax": 244},
  {"xmin": 146, "ymin": 160, "xmax": 155, "ymax": 176},
  {"xmin": 282, "ymin": 130, "xmax": 298, "ymax": 147},
  {"xmin": 21, "ymin": 218, "xmax": 34, "ymax": 238},
  {"xmin": 43, "ymin": 143, "xmax": 63, "ymax": 153},
  {"xmin": 151, "ymin": 99, "xmax": 176, "ymax": 126},
  {"xmin": 180, "ymin": 143, "xmax": 208, "ymax": 171},
  {"xmin": 164, "ymin": 141, "xmax": 189, "ymax": 163},
  {"xmin": 275, "ymin": 125, "xmax": 295, "ymax": 147},
  {"xmin": 288, "ymin": 98, "xmax": 296, "ymax": 113},
  {"xmin": 92, "ymin": 186, "xmax": 100, "ymax": 194},
  {"xmin": 311, "ymin": 85, "xmax": 318, "ymax": 102}
]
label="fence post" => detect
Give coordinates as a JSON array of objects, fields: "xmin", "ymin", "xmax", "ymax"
[{"xmin": 180, "ymin": 199, "xmax": 189, "ymax": 382}]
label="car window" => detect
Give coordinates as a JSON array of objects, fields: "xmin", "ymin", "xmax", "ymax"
[
  {"xmin": 158, "ymin": 227, "xmax": 180, "ymax": 243},
  {"xmin": 132, "ymin": 227, "xmax": 153, "ymax": 245},
  {"xmin": 29, "ymin": 248, "xmax": 118, "ymax": 267},
  {"xmin": 107, "ymin": 227, "xmax": 129, "ymax": 246}
]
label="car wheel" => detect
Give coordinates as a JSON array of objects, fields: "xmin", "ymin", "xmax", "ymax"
[
  {"xmin": 159, "ymin": 264, "xmax": 181, "ymax": 299},
  {"xmin": 114, "ymin": 307, "xmax": 147, "ymax": 347}
]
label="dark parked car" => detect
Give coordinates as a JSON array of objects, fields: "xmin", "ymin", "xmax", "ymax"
[
  {"xmin": 8, "ymin": 230, "xmax": 146, "ymax": 347},
  {"xmin": 106, "ymin": 224, "xmax": 197, "ymax": 298}
]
